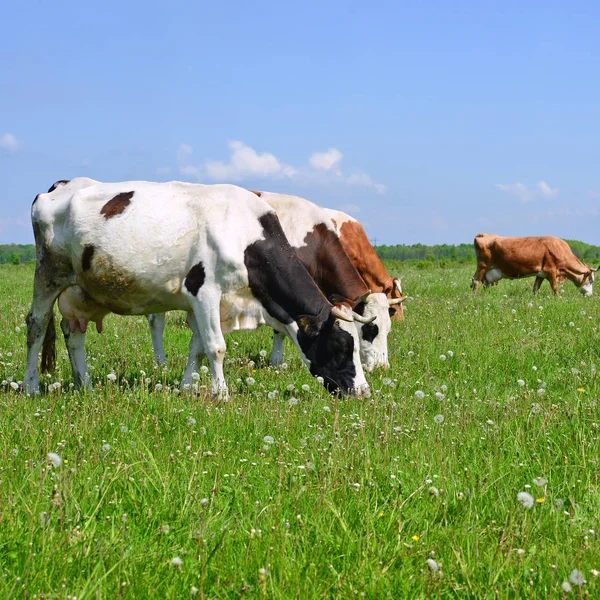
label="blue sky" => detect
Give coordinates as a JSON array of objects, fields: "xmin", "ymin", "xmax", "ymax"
[{"xmin": 2, "ymin": 0, "xmax": 599, "ymax": 246}]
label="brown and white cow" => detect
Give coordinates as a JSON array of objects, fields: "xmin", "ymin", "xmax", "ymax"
[
  {"xmin": 25, "ymin": 179, "xmax": 371, "ymax": 397},
  {"xmin": 471, "ymin": 233, "xmax": 599, "ymax": 295},
  {"xmin": 323, "ymin": 208, "xmax": 406, "ymax": 321}
]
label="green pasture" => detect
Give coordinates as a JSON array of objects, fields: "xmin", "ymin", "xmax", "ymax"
[{"xmin": 1, "ymin": 261, "xmax": 599, "ymax": 598}]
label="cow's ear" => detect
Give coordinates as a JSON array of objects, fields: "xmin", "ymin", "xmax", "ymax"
[
  {"xmin": 297, "ymin": 315, "xmax": 322, "ymax": 337},
  {"xmin": 328, "ymin": 293, "xmax": 348, "ymax": 306}
]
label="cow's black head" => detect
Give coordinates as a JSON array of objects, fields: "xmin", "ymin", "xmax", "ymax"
[{"xmin": 296, "ymin": 309, "xmax": 368, "ymax": 395}]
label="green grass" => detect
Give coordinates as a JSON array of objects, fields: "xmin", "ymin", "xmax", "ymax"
[{"xmin": 1, "ymin": 262, "xmax": 600, "ymax": 598}]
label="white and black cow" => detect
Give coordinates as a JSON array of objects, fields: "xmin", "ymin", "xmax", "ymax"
[
  {"xmin": 25, "ymin": 179, "xmax": 371, "ymax": 397},
  {"xmin": 145, "ymin": 191, "xmax": 396, "ymax": 372}
]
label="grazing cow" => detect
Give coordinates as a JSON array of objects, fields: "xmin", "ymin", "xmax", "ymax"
[
  {"xmin": 148, "ymin": 192, "xmax": 400, "ymax": 372},
  {"xmin": 471, "ymin": 233, "xmax": 599, "ymax": 295},
  {"xmin": 25, "ymin": 179, "xmax": 372, "ymax": 397},
  {"xmin": 323, "ymin": 208, "xmax": 406, "ymax": 321}
]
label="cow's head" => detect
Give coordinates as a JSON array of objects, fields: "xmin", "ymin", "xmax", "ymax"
[
  {"xmin": 580, "ymin": 267, "xmax": 600, "ymax": 296},
  {"xmin": 296, "ymin": 304, "xmax": 370, "ymax": 396},
  {"xmin": 389, "ymin": 277, "xmax": 406, "ymax": 320},
  {"xmin": 353, "ymin": 292, "xmax": 398, "ymax": 371}
]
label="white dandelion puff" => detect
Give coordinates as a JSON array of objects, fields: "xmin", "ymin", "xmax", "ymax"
[
  {"xmin": 288, "ymin": 397, "xmax": 298, "ymax": 406},
  {"xmin": 415, "ymin": 390, "xmax": 425, "ymax": 399},
  {"xmin": 246, "ymin": 377, "xmax": 256, "ymax": 385},
  {"xmin": 107, "ymin": 373, "xmax": 117, "ymax": 382},
  {"xmin": 426, "ymin": 558, "xmax": 439, "ymax": 572},
  {"xmin": 407, "ymin": 351, "xmax": 414, "ymax": 357},
  {"xmin": 10, "ymin": 381, "xmax": 19, "ymax": 391},
  {"xmin": 446, "ymin": 350, "xmax": 453, "ymax": 357},
  {"xmin": 263, "ymin": 435, "xmax": 274, "ymax": 444},
  {"xmin": 434, "ymin": 414, "xmax": 444, "ymax": 424},
  {"xmin": 428, "ymin": 486, "xmax": 440, "ymax": 497},
  {"xmin": 47, "ymin": 452, "xmax": 62, "ymax": 467},
  {"xmin": 102, "ymin": 443, "xmax": 111, "ymax": 453},
  {"xmin": 154, "ymin": 383, "xmax": 163, "ymax": 392},
  {"xmin": 533, "ymin": 477, "xmax": 548, "ymax": 487},
  {"xmin": 569, "ymin": 569, "xmax": 585, "ymax": 586},
  {"xmin": 301, "ymin": 384, "xmax": 310, "ymax": 392},
  {"xmin": 517, "ymin": 491, "xmax": 534, "ymax": 509},
  {"xmin": 191, "ymin": 372, "xmax": 200, "ymax": 381},
  {"xmin": 187, "ymin": 416, "xmax": 197, "ymax": 426},
  {"xmin": 259, "ymin": 350, "xmax": 267, "ymax": 358},
  {"xmin": 561, "ymin": 581, "xmax": 572, "ymax": 593},
  {"xmin": 323, "ymin": 405, "xmax": 331, "ymax": 412},
  {"xmin": 200, "ymin": 365, "xmax": 209, "ymax": 374},
  {"xmin": 439, "ymin": 354, "xmax": 446, "ymax": 361},
  {"xmin": 517, "ymin": 379, "xmax": 525, "ymax": 386},
  {"xmin": 171, "ymin": 557, "xmax": 183, "ymax": 567}
]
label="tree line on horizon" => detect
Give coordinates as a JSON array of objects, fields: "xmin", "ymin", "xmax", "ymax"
[{"xmin": 2, "ymin": 239, "xmax": 600, "ymax": 265}]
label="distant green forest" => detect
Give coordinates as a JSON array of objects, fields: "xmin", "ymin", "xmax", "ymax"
[{"xmin": 2, "ymin": 239, "xmax": 600, "ymax": 265}]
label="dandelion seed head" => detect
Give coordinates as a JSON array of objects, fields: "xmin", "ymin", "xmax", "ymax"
[
  {"xmin": 517, "ymin": 379, "xmax": 525, "ymax": 386},
  {"xmin": 187, "ymin": 417, "xmax": 197, "ymax": 426},
  {"xmin": 171, "ymin": 557, "xmax": 183, "ymax": 567},
  {"xmin": 561, "ymin": 581, "xmax": 572, "ymax": 593},
  {"xmin": 191, "ymin": 372, "xmax": 200, "ymax": 382},
  {"xmin": 263, "ymin": 435, "xmax": 274, "ymax": 444},
  {"xmin": 415, "ymin": 390, "xmax": 425, "ymax": 399},
  {"xmin": 434, "ymin": 414, "xmax": 444, "ymax": 424},
  {"xmin": 154, "ymin": 383, "xmax": 163, "ymax": 392},
  {"xmin": 533, "ymin": 477, "xmax": 548, "ymax": 487},
  {"xmin": 107, "ymin": 373, "xmax": 117, "ymax": 382},
  {"xmin": 426, "ymin": 558, "xmax": 439, "ymax": 572},
  {"xmin": 439, "ymin": 354, "xmax": 447, "ymax": 361},
  {"xmin": 102, "ymin": 443, "xmax": 111, "ymax": 453},
  {"xmin": 301, "ymin": 384, "xmax": 310, "ymax": 392},
  {"xmin": 569, "ymin": 569, "xmax": 585, "ymax": 586},
  {"xmin": 288, "ymin": 397, "xmax": 298, "ymax": 406},
  {"xmin": 517, "ymin": 491, "xmax": 534, "ymax": 509},
  {"xmin": 47, "ymin": 452, "xmax": 62, "ymax": 467},
  {"xmin": 407, "ymin": 351, "xmax": 414, "ymax": 357},
  {"xmin": 246, "ymin": 377, "xmax": 256, "ymax": 385},
  {"xmin": 446, "ymin": 350, "xmax": 453, "ymax": 357},
  {"xmin": 259, "ymin": 350, "xmax": 267, "ymax": 357},
  {"xmin": 323, "ymin": 405, "xmax": 331, "ymax": 412},
  {"xmin": 428, "ymin": 486, "xmax": 440, "ymax": 497}
]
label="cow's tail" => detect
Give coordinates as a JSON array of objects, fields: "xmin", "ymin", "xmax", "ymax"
[{"xmin": 40, "ymin": 311, "xmax": 57, "ymax": 373}]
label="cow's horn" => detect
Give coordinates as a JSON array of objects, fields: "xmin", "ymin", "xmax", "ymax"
[
  {"xmin": 331, "ymin": 304, "xmax": 354, "ymax": 322},
  {"xmin": 358, "ymin": 289, "xmax": 372, "ymax": 303},
  {"xmin": 352, "ymin": 312, "xmax": 377, "ymax": 324},
  {"xmin": 393, "ymin": 278, "xmax": 402, "ymax": 292},
  {"xmin": 388, "ymin": 296, "xmax": 406, "ymax": 306},
  {"xmin": 593, "ymin": 265, "xmax": 600, "ymax": 272}
]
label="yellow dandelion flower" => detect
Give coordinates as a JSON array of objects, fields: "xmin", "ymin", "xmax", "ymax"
[
  {"xmin": 536, "ymin": 497, "xmax": 545, "ymax": 504},
  {"xmin": 378, "ymin": 512, "xmax": 384, "ymax": 518},
  {"xmin": 577, "ymin": 388, "xmax": 586, "ymax": 392},
  {"xmin": 412, "ymin": 535, "xmax": 419, "ymax": 542}
]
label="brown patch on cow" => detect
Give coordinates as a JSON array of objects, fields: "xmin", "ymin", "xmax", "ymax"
[
  {"xmin": 101, "ymin": 191, "xmax": 134, "ymax": 219},
  {"xmin": 337, "ymin": 220, "xmax": 403, "ymax": 319},
  {"xmin": 82, "ymin": 244, "xmax": 95, "ymax": 272},
  {"xmin": 47, "ymin": 180, "xmax": 71, "ymax": 193},
  {"xmin": 295, "ymin": 223, "xmax": 368, "ymax": 308},
  {"xmin": 249, "ymin": 190, "xmax": 262, "ymax": 197},
  {"xmin": 331, "ymin": 218, "xmax": 337, "ymax": 229}
]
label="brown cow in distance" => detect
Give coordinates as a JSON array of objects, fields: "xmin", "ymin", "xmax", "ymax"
[{"xmin": 471, "ymin": 233, "xmax": 599, "ymax": 295}]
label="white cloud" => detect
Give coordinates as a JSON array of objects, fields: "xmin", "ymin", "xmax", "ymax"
[
  {"xmin": 588, "ymin": 191, "xmax": 600, "ymax": 199},
  {"xmin": 0, "ymin": 133, "xmax": 21, "ymax": 153},
  {"xmin": 309, "ymin": 148, "xmax": 343, "ymax": 171},
  {"xmin": 177, "ymin": 140, "xmax": 386, "ymax": 194},
  {"xmin": 536, "ymin": 181, "xmax": 559, "ymax": 198},
  {"xmin": 495, "ymin": 181, "xmax": 559, "ymax": 202},
  {"xmin": 347, "ymin": 171, "xmax": 387, "ymax": 195},
  {"xmin": 338, "ymin": 203, "xmax": 361, "ymax": 215},
  {"xmin": 177, "ymin": 144, "xmax": 193, "ymax": 163},
  {"xmin": 182, "ymin": 140, "xmax": 296, "ymax": 182}
]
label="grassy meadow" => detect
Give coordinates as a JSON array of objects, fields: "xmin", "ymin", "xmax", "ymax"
[{"xmin": 1, "ymin": 261, "xmax": 600, "ymax": 598}]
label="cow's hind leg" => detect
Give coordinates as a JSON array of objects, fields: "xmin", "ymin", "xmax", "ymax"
[
  {"xmin": 24, "ymin": 268, "xmax": 72, "ymax": 394},
  {"xmin": 60, "ymin": 317, "xmax": 91, "ymax": 390},
  {"xmin": 547, "ymin": 272, "xmax": 560, "ymax": 295},
  {"xmin": 147, "ymin": 313, "xmax": 167, "ymax": 364},
  {"xmin": 184, "ymin": 285, "xmax": 228, "ymax": 399},
  {"xmin": 270, "ymin": 330, "xmax": 286, "ymax": 366}
]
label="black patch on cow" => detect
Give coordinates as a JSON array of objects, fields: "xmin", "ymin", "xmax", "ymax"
[
  {"xmin": 184, "ymin": 262, "xmax": 206, "ymax": 296},
  {"xmin": 82, "ymin": 244, "xmax": 95, "ymax": 272},
  {"xmin": 47, "ymin": 180, "xmax": 71, "ymax": 193},
  {"xmin": 32, "ymin": 194, "xmax": 41, "ymax": 206},
  {"xmin": 361, "ymin": 321, "xmax": 379, "ymax": 343},
  {"xmin": 101, "ymin": 191, "xmax": 134, "ymax": 219},
  {"xmin": 244, "ymin": 212, "xmax": 358, "ymax": 394},
  {"xmin": 353, "ymin": 301, "xmax": 366, "ymax": 316},
  {"xmin": 389, "ymin": 308, "xmax": 397, "ymax": 318}
]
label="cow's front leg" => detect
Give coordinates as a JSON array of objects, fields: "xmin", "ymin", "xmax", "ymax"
[
  {"xmin": 60, "ymin": 317, "xmax": 92, "ymax": 390},
  {"xmin": 185, "ymin": 284, "xmax": 228, "ymax": 400},
  {"xmin": 270, "ymin": 330, "xmax": 286, "ymax": 366},
  {"xmin": 471, "ymin": 264, "xmax": 487, "ymax": 291},
  {"xmin": 533, "ymin": 277, "xmax": 544, "ymax": 294}
]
